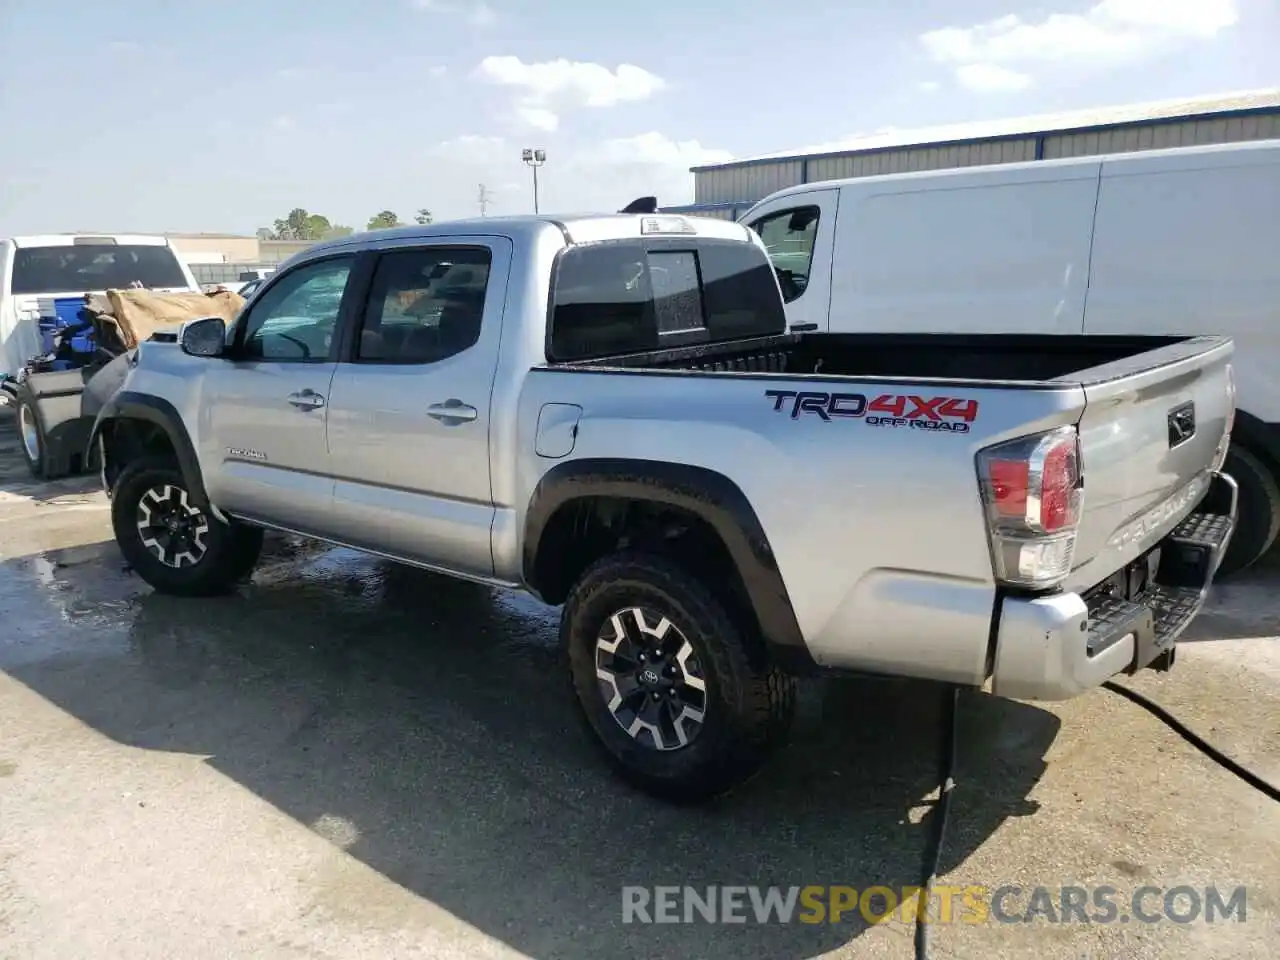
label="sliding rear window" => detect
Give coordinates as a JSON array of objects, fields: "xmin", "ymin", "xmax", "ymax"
[{"xmin": 547, "ymin": 237, "xmax": 785, "ymax": 362}]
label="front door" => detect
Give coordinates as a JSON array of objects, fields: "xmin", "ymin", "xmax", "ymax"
[
  {"xmin": 744, "ymin": 188, "xmax": 839, "ymax": 333},
  {"xmin": 200, "ymin": 253, "xmax": 357, "ymax": 532},
  {"xmin": 323, "ymin": 237, "xmax": 512, "ymax": 578}
]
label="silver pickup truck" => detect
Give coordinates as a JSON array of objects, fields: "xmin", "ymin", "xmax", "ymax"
[{"xmin": 89, "ymin": 212, "xmax": 1239, "ymax": 802}]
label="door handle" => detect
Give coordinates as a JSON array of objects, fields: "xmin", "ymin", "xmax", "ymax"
[
  {"xmin": 427, "ymin": 399, "xmax": 478, "ymax": 423},
  {"xmin": 287, "ymin": 389, "xmax": 326, "ymax": 410}
]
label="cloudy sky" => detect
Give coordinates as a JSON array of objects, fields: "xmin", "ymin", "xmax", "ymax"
[{"xmin": 0, "ymin": 0, "xmax": 1275, "ymax": 235}]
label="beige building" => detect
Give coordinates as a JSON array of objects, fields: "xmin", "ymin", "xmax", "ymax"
[
  {"xmin": 163, "ymin": 233, "xmax": 319, "ymax": 285},
  {"xmin": 665, "ymin": 88, "xmax": 1280, "ymax": 220},
  {"xmin": 165, "ymin": 233, "xmax": 315, "ymax": 265}
]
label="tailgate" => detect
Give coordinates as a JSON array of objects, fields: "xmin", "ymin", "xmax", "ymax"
[{"xmin": 1064, "ymin": 336, "xmax": 1234, "ymax": 593}]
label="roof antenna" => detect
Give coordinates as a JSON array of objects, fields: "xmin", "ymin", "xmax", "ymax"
[{"xmin": 619, "ymin": 196, "xmax": 658, "ymax": 214}]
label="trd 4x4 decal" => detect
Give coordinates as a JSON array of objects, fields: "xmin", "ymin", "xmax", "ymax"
[{"xmin": 765, "ymin": 389, "xmax": 979, "ymax": 434}]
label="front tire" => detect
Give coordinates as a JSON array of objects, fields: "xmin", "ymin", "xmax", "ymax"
[
  {"xmin": 111, "ymin": 456, "xmax": 263, "ymax": 597},
  {"xmin": 562, "ymin": 551, "xmax": 796, "ymax": 804}
]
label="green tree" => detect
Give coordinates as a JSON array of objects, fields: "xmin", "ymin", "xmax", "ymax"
[
  {"xmin": 414, "ymin": 208, "xmax": 433, "ymax": 225},
  {"xmin": 269, "ymin": 208, "xmax": 332, "ymax": 241},
  {"xmin": 367, "ymin": 210, "xmax": 402, "ymax": 230},
  {"xmin": 323, "ymin": 224, "xmax": 355, "ymax": 240},
  {"xmin": 256, "ymin": 227, "xmax": 274, "ymax": 240}
]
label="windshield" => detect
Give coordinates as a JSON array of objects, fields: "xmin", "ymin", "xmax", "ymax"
[{"xmin": 10, "ymin": 244, "xmax": 189, "ymax": 295}]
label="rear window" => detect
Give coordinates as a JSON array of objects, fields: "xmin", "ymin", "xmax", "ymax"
[
  {"xmin": 11, "ymin": 244, "xmax": 189, "ymax": 295},
  {"xmin": 547, "ymin": 237, "xmax": 785, "ymax": 362}
]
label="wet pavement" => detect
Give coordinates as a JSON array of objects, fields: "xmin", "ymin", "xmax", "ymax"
[{"xmin": 0, "ymin": 411, "xmax": 1277, "ymax": 960}]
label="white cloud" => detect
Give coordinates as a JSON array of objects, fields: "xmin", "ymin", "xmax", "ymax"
[
  {"xmin": 423, "ymin": 131, "xmax": 723, "ymax": 217},
  {"xmin": 955, "ymin": 63, "xmax": 1033, "ymax": 92},
  {"xmin": 271, "ymin": 116, "xmax": 296, "ymax": 131},
  {"xmin": 474, "ymin": 55, "xmax": 666, "ymax": 132},
  {"xmin": 427, "ymin": 134, "xmax": 506, "ymax": 163},
  {"xmin": 918, "ymin": 80, "xmax": 942, "ymax": 93},
  {"xmin": 411, "ymin": 0, "xmax": 495, "ymax": 27},
  {"xmin": 582, "ymin": 133, "xmax": 732, "ymax": 169},
  {"xmin": 515, "ymin": 106, "xmax": 559, "ymax": 131},
  {"xmin": 428, "ymin": 65, "xmax": 448, "ymax": 78},
  {"xmin": 921, "ymin": 0, "xmax": 1239, "ymax": 91}
]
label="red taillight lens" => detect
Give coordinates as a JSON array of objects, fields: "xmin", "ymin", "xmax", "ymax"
[
  {"xmin": 988, "ymin": 460, "xmax": 1030, "ymax": 518},
  {"xmin": 977, "ymin": 426, "xmax": 1083, "ymax": 588},
  {"xmin": 1039, "ymin": 439, "xmax": 1079, "ymax": 532}
]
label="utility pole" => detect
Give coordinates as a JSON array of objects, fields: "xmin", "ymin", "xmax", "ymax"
[
  {"xmin": 477, "ymin": 183, "xmax": 491, "ymax": 217},
  {"xmin": 521, "ymin": 148, "xmax": 546, "ymax": 214}
]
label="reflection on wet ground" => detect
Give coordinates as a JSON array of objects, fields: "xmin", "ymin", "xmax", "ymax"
[
  {"xmin": 1, "ymin": 530, "xmax": 1057, "ymax": 959},
  {"xmin": 2, "ymin": 409, "xmax": 1276, "ymax": 960}
]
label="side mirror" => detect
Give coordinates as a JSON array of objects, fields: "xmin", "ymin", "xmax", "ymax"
[{"xmin": 180, "ymin": 316, "xmax": 227, "ymax": 358}]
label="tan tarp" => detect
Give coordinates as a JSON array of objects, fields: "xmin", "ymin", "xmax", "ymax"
[{"xmin": 93, "ymin": 289, "xmax": 246, "ymax": 350}]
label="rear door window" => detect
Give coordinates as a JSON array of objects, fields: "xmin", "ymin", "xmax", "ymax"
[{"xmin": 548, "ymin": 237, "xmax": 785, "ymax": 362}]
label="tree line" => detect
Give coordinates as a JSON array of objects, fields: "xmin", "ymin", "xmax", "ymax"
[{"xmin": 258, "ymin": 208, "xmax": 434, "ymax": 241}]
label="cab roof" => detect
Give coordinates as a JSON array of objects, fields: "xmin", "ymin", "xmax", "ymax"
[{"xmin": 298, "ymin": 213, "xmax": 756, "ymax": 259}]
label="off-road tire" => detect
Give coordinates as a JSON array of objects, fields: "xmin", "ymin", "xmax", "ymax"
[
  {"xmin": 111, "ymin": 456, "xmax": 263, "ymax": 597},
  {"xmin": 562, "ymin": 551, "xmax": 796, "ymax": 804},
  {"xmin": 1218, "ymin": 444, "xmax": 1280, "ymax": 576}
]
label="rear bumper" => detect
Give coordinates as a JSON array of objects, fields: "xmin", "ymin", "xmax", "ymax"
[{"xmin": 990, "ymin": 471, "xmax": 1238, "ymax": 701}]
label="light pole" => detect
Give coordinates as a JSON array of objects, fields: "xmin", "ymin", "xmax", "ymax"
[{"xmin": 521, "ymin": 148, "xmax": 546, "ymax": 214}]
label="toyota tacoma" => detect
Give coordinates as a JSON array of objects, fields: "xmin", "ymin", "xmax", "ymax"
[{"xmin": 89, "ymin": 212, "xmax": 1238, "ymax": 802}]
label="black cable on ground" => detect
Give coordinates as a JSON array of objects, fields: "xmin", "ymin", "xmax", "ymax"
[
  {"xmin": 915, "ymin": 684, "xmax": 960, "ymax": 960},
  {"xmin": 1103, "ymin": 679, "xmax": 1280, "ymax": 803}
]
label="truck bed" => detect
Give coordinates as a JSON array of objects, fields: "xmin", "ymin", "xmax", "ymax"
[{"xmin": 558, "ymin": 332, "xmax": 1195, "ymax": 385}]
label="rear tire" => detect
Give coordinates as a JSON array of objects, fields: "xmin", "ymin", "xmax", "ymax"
[
  {"xmin": 111, "ymin": 456, "xmax": 263, "ymax": 597},
  {"xmin": 562, "ymin": 551, "xmax": 796, "ymax": 804},
  {"xmin": 1218, "ymin": 444, "xmax": 1280, "ymax": 576}
]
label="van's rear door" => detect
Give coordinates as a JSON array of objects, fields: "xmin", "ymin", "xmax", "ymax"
[{"xmin": 1063, "ymin": 336, "xmax": 1234, "ymax": 593}]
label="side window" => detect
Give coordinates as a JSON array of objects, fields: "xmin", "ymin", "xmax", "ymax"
[
  {"xmin": 747, "ymin": 206, "xmax": 820, "ymax": 303},
  {"xmin": 356, "ymin": 247, "xmax": 492, "ymax": 364},
  {"xmin": 240, "ymin": 256, "xmax": 354, "ymax": 362}
]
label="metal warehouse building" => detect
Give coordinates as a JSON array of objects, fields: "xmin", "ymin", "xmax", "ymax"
[{"xmin": 667, "ymin": 89, "xmax": 1280, "ymax": 221}]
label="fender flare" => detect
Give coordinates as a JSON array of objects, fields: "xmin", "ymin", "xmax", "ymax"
[
  {"xmin": 523, "ymin": 458, "xmax": 813, "ymax": 671},
  {"xmin": 89, "ymin": 390, "xmax": 209, "ymax": 506}
]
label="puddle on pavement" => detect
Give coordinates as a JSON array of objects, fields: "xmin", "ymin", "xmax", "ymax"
[{"xmin": 0, "ymin": 532, "xmax": 562, "ymax": 678}]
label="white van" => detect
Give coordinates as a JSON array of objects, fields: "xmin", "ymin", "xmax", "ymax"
[{"xmin": 739, "ymin": 138, "xmax": 1280, "ymax": 576}]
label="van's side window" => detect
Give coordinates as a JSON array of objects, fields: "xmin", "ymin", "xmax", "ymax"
[{"xmin": 747, "ymin": 206, "xmax": 820, "ymax": 303}]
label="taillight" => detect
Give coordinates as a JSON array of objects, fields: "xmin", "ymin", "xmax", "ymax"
[{"xmin": 977, "ymin": 426, "xmax": 1083, "ymax": 589}]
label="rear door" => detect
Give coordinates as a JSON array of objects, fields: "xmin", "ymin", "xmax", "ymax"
[
  {"xmin": 1064, "ymin": 337, "xmax": 1235, "ymax": 593},
  {"xmin": 322, "ymin": 237, "xmax": 512, "ymax": 578},
  {"xmin": 743, "ymin": 189, "xmax": 838, "ymax": 332},
  {"xmin": 200, "ymin": 252, "xmax": 359, "ymax": 532}
]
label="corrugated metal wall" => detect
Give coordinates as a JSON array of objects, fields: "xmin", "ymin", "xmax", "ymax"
[
  {"xmin": 694, "ymin": 160, "xmax": 804, "ymax": 204},
  {"xmin": 685, "ymin": 208, "xmax": 738, "ymax": 221},
  {"xmin": 807, "ymin": 137, "xmax": 1037, "ymax": 182},
  {"xmin": 1042, "ymin": 113, "xmax": 1280, "ymax": 158},
  {"xmin": 695, "ymin": 114, "xmax": 1280, "ymax": 204}
]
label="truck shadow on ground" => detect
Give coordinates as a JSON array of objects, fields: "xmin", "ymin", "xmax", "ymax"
[
  {"xmin": 5, "ymin": 541, "xmax": 1059, "ymax": 959},
  {"xmin": 0, "ymin": 416, "xmax": 103, "ymax": 502}
]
